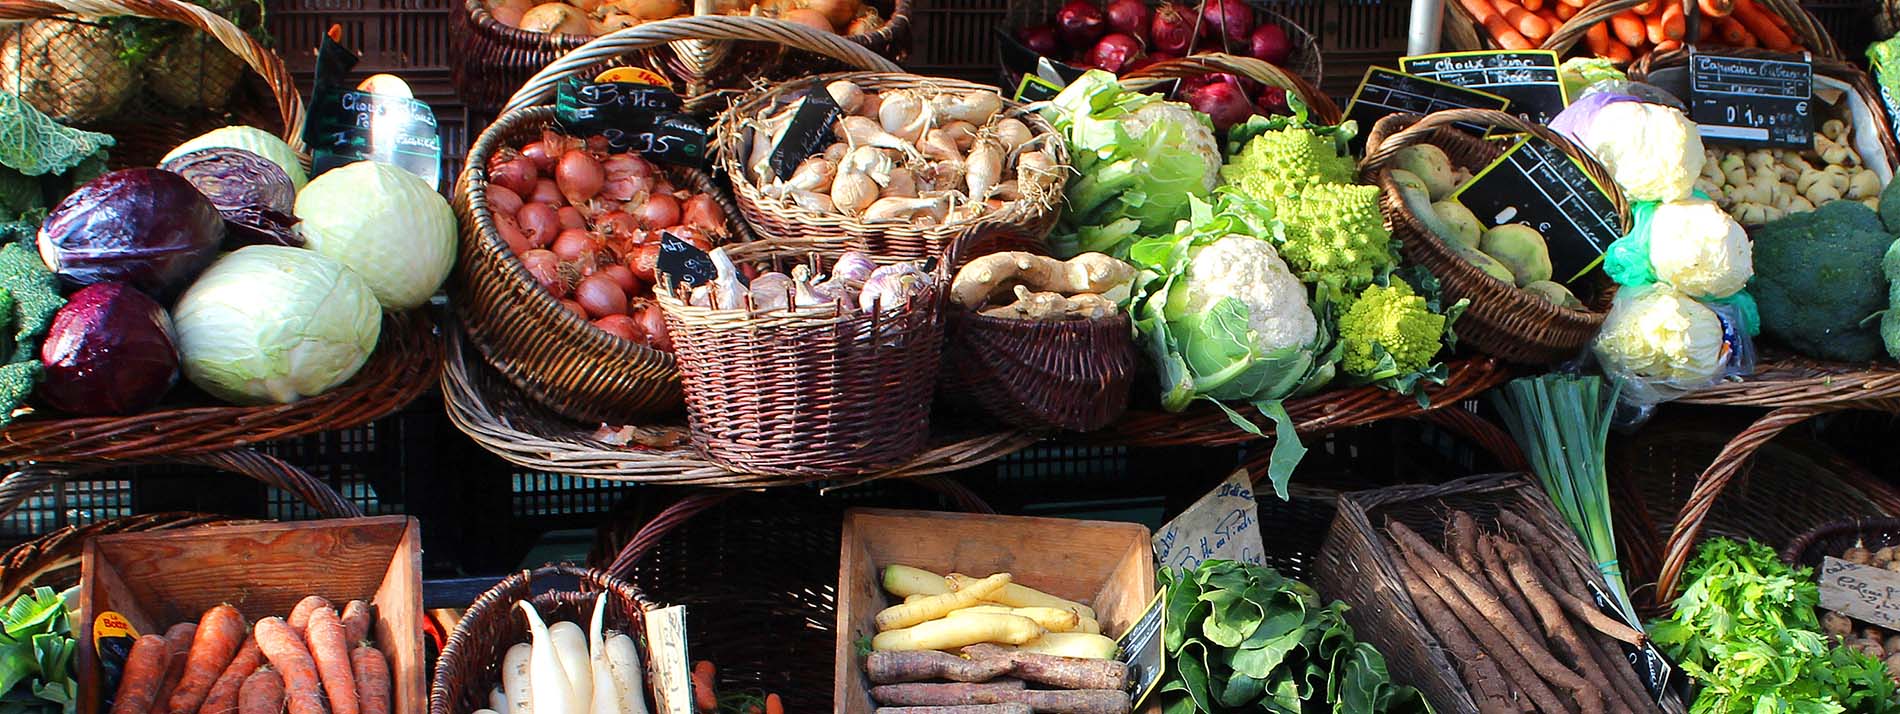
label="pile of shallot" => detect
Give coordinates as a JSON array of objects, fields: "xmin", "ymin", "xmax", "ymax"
[
  {"xmin": 741, "ymin": 80, "xmax": 1062, "ymax": 226},
  {"xmin": 683, "ymin": 249, "xmax": 935, "ymax": 316},
  {"xmin": 487, "ymin": 130, "xmax": 732, "ymax": 351}
]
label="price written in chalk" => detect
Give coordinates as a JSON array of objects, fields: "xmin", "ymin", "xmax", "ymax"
[
  {"xmin": 1820, "ymin": 556, "xmax": 1900, "ymax": 629},
  {"xmin": 1153, "ymin": 470, "xmax": 1263, "ymax": 573},
  {"xmin": 1688, "ymin": 51, "xmax": 1813, "ymax": 149}
]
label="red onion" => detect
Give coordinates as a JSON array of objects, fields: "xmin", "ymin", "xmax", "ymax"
[
  {"xmin": 1017, "ymin": 24, "xmax": 1060, "ymax": 56},
  {"xmin": 520, "ymin": 249, "xmax": 563, "ymax": 296},
  {"xmin": 488, "ymin": 184, "xmax": 525, "ymax": 217},
  {"xmin": 636, "ymin": 194, "xmax": 682, "ymax": 230},
  {"xmin": 636, "ymin": 302, "xmax": 670, "ymax": 351},
  {"xmin": 557, "ymin": 205, "xmax": 586, "ymax": 230},
  {"xmin": 495, "ymin": 214, "xmax": 531, "ymax": 255},
  {"xmin": 557, "ymin": 150, "xmax": 606, "ymax": 205},
  {"xmin": 595, "ymin": 211, "xmax": 640, "ymax": 240},
  {"xmin": 603, "ymin": 153, "xmax": 654, "ymax": 180},
  {"xmin": 681, "ymin": 194, "xmax": 726, "ymax": 233},
  {"xmin": 574, "ymin": 273, "xmax": 629, "ymax": 318},
  {"xmin": 552, "ymin": 228, "xmax": 597, "ymax": 263},
  {"xmin": 520, "ymin": 141, "xmax": 556, "ymax": 173},
  {"xmin": 627, "ymin": 242, "xmax": 659, "ymax": 283},
  {"xmin": 593, "ymin": 314, "xmax": 641, "ymax": 342},
  {"xmin": 531, "ymin": 179, "xmax": 563, "ymax": 206},
  {"xmin": 1248, "ymin": 22, "xmax": 1290, "ymax": 64},
  {"xmin": 1150, "ymin": 2, "xmax": 1195, "ymax": 55},
  {"xmin": 1256, "ymin": 86, "xmax": 1290, "ymax": 115},
  {"xmin": 517, "ymin": 203, "xmax": 561, "ymax": 248},
  {"xmin": 1200, "ymin": 0, "xmax": 1252, "ymax": 43},
  {"xmin": 1184, "ymin": 76, "xmax": 1253, "ymax": 132},
  {"xmin": 489, "ymin": 157, "xmax": 537, "ymax": 197},
  {"xmin": 1104, "ymin": 0, "xmax": 1148, "ymax": 37},
  {"xmin": 559, "ymin": 299, "xmax": 588, "ymax": 320},
  {"xmin": 598, "ymin": 263, "xmax": 640, "ymax": 295},
  {"xmin": 1088, "ymin": 33, "xmax": 1144, "ymax": 73},
  {"xmin": 1056, "ymin": 0, "xmax": 1107, "ymax": 49}
]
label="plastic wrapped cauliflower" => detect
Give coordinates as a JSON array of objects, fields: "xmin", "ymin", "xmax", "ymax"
[
  {"xmin": 1594, "ymin": 284, "xmax": 1751, "ymax": 415},
  {"xmin": 1551, "ymin": 94, "xmax": 1704, "ymax": 202},
  {"xmin": 1647, "ymin": 197, "xmax": 1753, "ymax": 299}
]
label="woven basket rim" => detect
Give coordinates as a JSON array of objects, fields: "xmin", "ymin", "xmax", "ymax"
[
  {"xmin": 1782, "ymin": 517, "xmax": 1900, "ymax": 566},
  {"xmin": 1444, "ymin": 0, "xmax": 1841, "ymax": 59}
]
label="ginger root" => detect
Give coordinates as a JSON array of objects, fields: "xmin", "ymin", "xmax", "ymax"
[
  {"xmin": 950, "ymin": 251, "xmax": 1136, "ymax": 308},
  {"xmin": 980, "ymin": 286, "xmax": 1117, "ymax": 322}
]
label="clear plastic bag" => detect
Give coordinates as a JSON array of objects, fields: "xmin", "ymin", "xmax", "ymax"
[
  {"xmin": 1601, "ymin": 195, "xmax": 1761, "ymax": 336},
  {"xmin": 1594, "ymin": 283, "xmax": 1757, "ymax": 427}
]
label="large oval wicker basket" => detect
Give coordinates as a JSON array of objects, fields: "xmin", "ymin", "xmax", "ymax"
[
  {"xmin": 942, "ymin": 307, "xmax": 1136, "ymax": 433},
  {"xmin": 712, "ymin": 72, "xmax": 1068, "ymax": 263},
  {"xmin": 452, "ymin": 16, "xmax": 901, "ymax": 425},
  {"xmin": 1441, "ymin": 0, "xmax": 1839, "ymax": 63},
  {"xmin": 1360, "ymin": 109, "xmax": 1627, "ymax": 365}
]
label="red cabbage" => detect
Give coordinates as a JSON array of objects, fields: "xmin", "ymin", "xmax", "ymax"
[
  {"xmin": 38, "ymin": 281, "xmax": 180, "ymax": 415},
  {"xmin": 37, "ymin": 168, "xmax": 225, "ymax": 299}
]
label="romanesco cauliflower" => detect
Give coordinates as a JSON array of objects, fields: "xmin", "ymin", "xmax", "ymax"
[
  {"xmin": 1219, "ymin": 127, "xmax": 1354, "ymax": 201},
  {"xmin": 1221, "ymin": 127, "xmax": 1397, "ymax": 292},
  {"xmin": 1340, "ymin": 280, "xmax": 1446, "ymax": 379}
]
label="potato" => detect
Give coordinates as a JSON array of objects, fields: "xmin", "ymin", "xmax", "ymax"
[
  {"xmin": 871, "ymin": 613, "xmax": 1043, "ymax": 652},
  {"xmin": 1394, "ymin": 145, "xmax": 1458, "ymax": 200},
  {"xmin": 1431, "ymin": 200, "xmax": 1483, "ymax": 250},
  {"xmin": 1479, "ymin": 224, "xmax": 1553, "ymax": 286},
  {"xmin": 1451, "ymin": 244, "xmax": 1518, "ymax": 285},
  {"xmin": 1522, "ymin": 280, "xmax": 1582, "ymax": 309}
]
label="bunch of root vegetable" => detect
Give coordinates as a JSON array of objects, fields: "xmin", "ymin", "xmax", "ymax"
[
  {"xmin": 1457, "ymin": 0, "xmax": 1804, "ymax": 62},
  {"xmin": 740, "ymin": 81, "xmax": 1061, "ymax": 226},
  {"xmin": 1384, "ymin": 511, "xmax": 1656, "ymax": 714},
  {"xmin": 112, "ymin": 597, "xmax": 389, "ymax": 714}
]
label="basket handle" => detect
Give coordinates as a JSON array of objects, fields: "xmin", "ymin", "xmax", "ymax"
[
  {"xmin": 1358, "ymin": 109, "xmax": 1632, "ymax": 230},
  {"xmin": 1121, "ymin": 52, "xmax": 1342, "ymax": 126},
  {"xmin": 0, "ymin": 0, "xmax": 305, "ymax": 152},
  {"xmin": 503, "ymin": 15, "xmax": 903, "ymax": 115},
  {"xmin": 0, "ymin": 448, "xmax": 364, "ymax": 521}
]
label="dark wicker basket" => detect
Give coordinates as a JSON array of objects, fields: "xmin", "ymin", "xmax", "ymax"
[
  {"xmin": 1783, "ymin": 517, "xmax": 1900, "ymax": 572},
  {"xmin": 0, "ymin": 512, "xmax": 253, "ymax": 601},
  {"xmin": 429, "ymin": 565, "xmax": 650, "ymax": 714},
  {"xmin": 654, "ymin": 250, "xmax": 943, "ymax": 479},
  {"xmin": 1000, "ymin": 2, "xmax": 1324, "ymax": 92},
  {"xmin": 713, "ymin": 71, "xmax": 1068, "ymax": 263},
  {"xmin": 447, "ymin": 0, "xmax": 597, "ymax": 115},
  {"xmin": 943, "ymin": 307, "xmax": 1135, "ymax": 433},
  {"xmin": 1317, "ymin": 473, "xmax": 1636, "ymax": 714},
  {"xmin": 1360, "ymin": 109, "xmax": 1627, "ymax": 365},
  {"xmin": 666, "ymin": 0, "xmax": 911, "ymax": 95}
]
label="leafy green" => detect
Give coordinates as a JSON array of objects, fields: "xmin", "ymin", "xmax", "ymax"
[
  {"xmin": 1158, "ymin": 560, "xmax": 1426, "ymax": 714},
  {"xmin": 0, "ymin": 587, "xmax": 76, "ymax": 714},
  {"xmin": 0, "ymin": 92, "xmax": 111, "ymax": 179},
  {"xmin": 1491, "ymin": 375, "xmax": 1629, "ymax": 616},
  {"xmin": 1648, "ymin": 538, "xmax": 1900, "ymax": 714}
]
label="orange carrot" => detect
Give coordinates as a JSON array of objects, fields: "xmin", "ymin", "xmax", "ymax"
[
  {"xmin": 1716, "ymin": 16, "xmax": 1752, "ymax": 43},
  {"xmin": 237, "ymin": 669, "xmax": 285, "ymax": 714},
  {"xmin": 340, "ymin": 601, "xmax": 372, "ymax": 646},
  {"xmin": 1699, "ymin": 0, "xmax": 1734, "ymax": 16},
  {"xmin": 201, "ymin": 637, "xmax": 266, "ymax": 714},
  {"xmin": 1559, "ymin": 0, "xmax": 1588, "ymax": 7},
  {"xmin": 1610, "ymin": 11, "xmax": 1646, "ymax": 45},
  {"xmin": 288, "ymin": 597, "xmax": 331, "ymax": 634},
  {"xmin": 350, "ymin": 647, "xmax": 389, "ymax": 714},
  {"xmin": 1660, "ymin": 2, "xmax": 1686, "ymax": 39},
  {"xmin": 1460, "ymin": 0, "xmax": 1535, "ymax": 47},
  {"xmin": 254, "ymin": 618, "xmax": 328, "ymax": 714},
  {"xmin": 1555, "ymin": 2, "xmax": 1577, "ymax": 19},
  {"xmin": 1584, "ymin": 19, "xmax": 1611, "ymax": 54},
  {"xmin": 764, "ymin": 694, "xmax": 783, "ymax": 714},
  {"xmin": 114, "ymin": 636, "xmax": 175, "ymax": 714},
  {"xmin": 1492, "ymin": 0, "xmax": 1553, "ymax": 40},
  {"xmin": 1644, "ymin": 6, "xmax": 1668, "ymax": 44},
  {"xmin": 1521, "ymin": 0, "xmax": 1544, "ymax": 11},
  {"xmin": 1656, "ymin": 38, "xmax": 1683, "ymax": 52},
  {"xmin": 1605, "ymin": 39, "xmax": 1634, "ymax": 63},
  {"xmin": 306, "ymin": 608, "xmax": 358, "ymax": 714},
  {"xmin": 1633, "ymin": 0, "xmax": 1654, "ymax": 12},
  {"xmin": 170, "ymin": 605, "xmax": 247, "ymax": 714},
  {"xmin": 1697, "ymin": 13, "xmax": 1715, "ymax": 40},
  {"xmin": 1536, "ymin": 6, "xmax": 1563, "ymax": 29},
  {"xmin": 1731, "ymin": 0, "xmax": 1792, "ymax": 49},
  {"xmin": 692, "ymin": 661, "xmax": 717, "ymax": 713},
  {"xmin": 151, "ymin": 623, "xmax": 197, "ymax": 714}
]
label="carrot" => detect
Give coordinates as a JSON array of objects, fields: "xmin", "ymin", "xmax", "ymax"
[
  {"xmin": 1660, "ymin": 2, "xmax": 1686, "ymax": 39},
  {"xmin": 238, "ymin": 669, "xmax": 285, "ymax": 714},
  {"xmin": 1585, "ymin": 20, "xmax": 1611, "ymax": 55},
  {"xmin": 1554, "ymin": 2, "xmax": 1576, "ymax": 20},
  {"xmin": 764, "ymin": 695, "xmax": 783, "ymax": 714},
  {"xmin": 340, "ymin": 601, "xmax": 372, "ymax": 646},
  {"xmin": 350, "ymin": 647, "xmax": 390, "ymax": 714},
  {"xmin": 171, "ymin": 605, "xmax": 247, "ymax": 714},
  {"xmin": 202, "ymin": 637, "xmax": 266, "ymax": 714},
  {"xmin": 1644, "ymin": 6, "xmax": 1667, "ymax": 44},
  {"xmin": 114, "ymin": 635, "xmax": 176, "ymax": 714},
  {"xmin": 1698, "ymin": 13, "xmax": 1716, "ymax": 40},
  {"xmin": 691, "ymin": 661, "xmax": 716, "ymax": 713},
  {"xmin": 1731, "ymin": 0, "xmax": 1792, "ymax": 49},
  {"xmin": 1699, "ymin": 0, "xmax": 1734, "ymax": 16},
  {"xmin": 151, "ymin": 623, "xmax": 197, "ymax": 714},
  {"xmin": 1535, "ymin": 6, "xmax": 1563, "ymax": 30},
  {"xmin": 1559, "ymin": 0, "xmax": 1588, "ymax": 7},
  {"xmin": 1491, "ymin": 0, "xmax": 1552, "ymax": 40},
  {"xmin": 1459, "ymin": 0, "xmax": 1534, "ymax": 47},
  {"xmin": 1610, "ymin": 11, "xmax": 1646, "ymax": 46},
  {"xmin": 288, "ymin": 597, "xmax": 331, "ymax": 634},
  {"xmin": 1656, "ymin": 38, "xmax": 1683, "ymax": 52},
  {"xmin": 1520, "ymin": 0, "xmax": 1543, "ymax": 11},
  {"xmin": 1717, "ymin": 16, "xmax": 1752, "ymax": 43},
  {"xmin": 254, "ymin": 618, "xmax": 328, "ymax": 714},
  {"xmin": 1605, "ymin": 38, "xmax": 1635, "ymax": 63},
  {"xmin": 306, "ymin": 608, "xmax": 359, "ymax": 714}
]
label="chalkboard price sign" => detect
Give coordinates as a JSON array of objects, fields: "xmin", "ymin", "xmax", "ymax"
[
  {"xmin": 554, "ymin": 78, "xmax": 708, "ymax": 167},
  {"xmin": 1449, "ymin": 136, "xmax": 1623, "ymax": 283},
  {"xmin": 1688, "ymin": 51, "xmax": 1813, "ymax": 149},
  {"xmin": 657, "ymin": 232, "xmax": 717, "ymax": 290},
  {"xmin": 302, "ymin": 34, "xmax": 443, "ymax": 188},
  {"xmin": 768, "ymin": 91, "xmax": 843, "ymax": 181},
  {"xmin": 1344, "ymin": 67, "xmax": 1511, "ymax": 151},
  {"xmin": 1586, "ymin": 582, "xmax": 1685, "ymax": 706},
  {"xmin": 1400, "ymin": 50, "xmax": 1567, "ymax": 125}
]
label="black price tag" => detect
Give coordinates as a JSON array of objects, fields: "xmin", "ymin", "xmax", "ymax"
[
  {"xmin": 1449, "ymin": 136, "xmax": 1623, "ymax": 283},
  {"xmin": 656, "ymin": 232, "xmax": 716, "ymax": 290},
  {"xmin": 1688, "ymin": 51, "xmax": 1814, "ymax": 149},
  {"xmin": 554, "ymin": 79, "xmax": 708, "ymax": 167},
  {"xmin": 768, "ymin": 91, "xmax": 843, "ymax": 181},
  {"xmin": 1400, "ymin": 50, "xmax": 1567, "ymax": 125},
  {"xmin": 305, "ymin": 86, "xmax": 444, "ymax": 190},
  {"xmin": 1344, "ymin": 67, "xmax": 1511, "ymax": 153},
  {"xmin": 1015, "ymin": 73, "xmax": 1064, "ymax": 102},
  {"xmin": 1117, "ymin": 590, "xmax": 1166, "ymax": 710},
  {"xmin": 1586, "ymin": 582, "xmax": 1688, "ymax": 706}
]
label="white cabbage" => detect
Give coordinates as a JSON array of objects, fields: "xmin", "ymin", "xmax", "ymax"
[
  {"xmin": 165, "ymin": 126, "xmax": 307, "ymax": 190},
  {"xmin": 295, "ymin": 161, "xmax": 456, "ymax": 311}
]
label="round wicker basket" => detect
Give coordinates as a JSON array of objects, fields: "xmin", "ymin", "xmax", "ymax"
[
  {"xmin": 0, "ymin": 512, "xmax": 255, "ymax": 601},
  {"xmin": 430, "ymin": 565, "xmax": 649, "ymax": 714},
  {"xmin": 1783, "ymin": 517, "xmax": 1900, "ymax": 572},
  {"xmin": 1360, "ymin": 109, "xmax": 1628, "ymax": 365},
  {"xmin": 0, "ymin": 449, "xmax": 367, "ymax": 525}
]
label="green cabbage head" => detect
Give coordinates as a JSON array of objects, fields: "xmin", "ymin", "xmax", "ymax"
[{"xmin": 296, "ymin": 161, "xmax": 457, "ymax": 311}]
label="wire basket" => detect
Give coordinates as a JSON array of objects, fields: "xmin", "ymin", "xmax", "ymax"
[{"xmin": 1360, "ymin": 109, "xmax": 1627, "ymax": 365}]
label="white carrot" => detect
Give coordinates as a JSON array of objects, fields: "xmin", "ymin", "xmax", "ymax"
[
  {"xmin": 489, "ymin": 687, "xmax": 508, "ymax": 713},
  {"xmin": 548, "ymin": 622, "xmax": 592, "ymax": 711},
  {"xmin": 474, "ymin": 709, "xmax": 501, "ymax": 714},
  {"xmin": 501, "ymin": 643, "xmax": 534, "ymax": 714},
  {"xmin": 604, "ymin": 635, "xmax": 648, "ymax": 714},
  {"xmin": 587, "ymin": 595, "xmax": 619, "ymax": 714},
  {"xmin": 517, "ymin": 602, "xmax": 580, "ymax": 714}
]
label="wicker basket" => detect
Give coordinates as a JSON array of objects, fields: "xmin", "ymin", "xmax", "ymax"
[
  {"xmin": 665, "ymin": 0, "xmax": 912, "ymax": 95},
  {"xmin": 1442, "ymin": 0, "xmax": 1840, "ymax": 63},
  {"xmin": 1783, "ymin": 517, "xmax": 1900, "ymax": 571},
  {"xmin": 1360, "ymin": 109, "xmax": 1626, "ymax": 365},
  {"xmin": 0, "ymin": 0, "xmax": 304, "ymax": 168},
  {"xmin": 942, "ymin": 307, "xmax": 1135, "ymax": 433},
  {"xmin": 429, "ymin": 565, "xmax": 649, "ymax": 714},
  {"xmin": 1317, "ymin": 473, "xmax": 1636, "ymax": 714},
  {"xmin": 0, "ymin": 449, "xmax": 368, "ymax": 527},
  {"xmin": 0, "ymin": 512, "xmax": 252, "ymax": 600},
  {"xmin": 1119, "ymin": 50, "xmax": 1343, "ymax": 124},
  {"xmin": 998, "ymin": 2, "xmax": 1325, "ymax": 93},
  {"xmin": 655, "ymin": 248, "xmax": 944, "ymax": 479},
  {"xmin": 447, "ymin": 0, "xmax": 597, "ymax": 115},
  {"xmin": 713, "ymin": 72, "xmax": 1068, "ymax": 263}
]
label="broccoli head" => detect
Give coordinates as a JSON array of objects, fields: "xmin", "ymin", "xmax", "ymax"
[
  {"xmin": 1883, "ymin": 237, "xmax": 1900, "ymax": 361},
  {"xmin": 1751, "ymin": 200, "xmax": 1890, "ymax": 362},
  {"xmin": 1340, "ymin": 280, "xmax": 1448, "ymax": 380}
]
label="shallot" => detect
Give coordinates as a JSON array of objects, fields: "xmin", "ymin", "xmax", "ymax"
[
  {"xmin": 522, "ymin": 249, "xmax": 563, "ymax": 296},
  {"xmin": 593, "ymin": 315, "xmax": 640, "ymax": 341},
  {"xmin": 635, "ymin": 303, "xmax": 669, "ymax": 350},
  {"xmin": 575, "ymin": 274, "xmax": 629, "ymax": 318},
  {"xmin": 490, "ymin": 157, "xmax": 538, "ymax": 196},
  {"xmin": 488, "ymin": 184, "xmax": 525, "ymax": 216},
  {"xmin": 598, "ymin": 264, "xmax": 639, "ymax": 294},
  {"xmin": 826, "ymin": 80, "xmax": 866, "ymax": 114},
  {"xmin": 990, "ymin": 118, "xmax": 1032, "ymax": 154},
  {"xmin": 595, "ymin": 211, "xmax": 638, "ymax": 240},
  {"xmin": 557, "ymin": 150, "xmax": 606, "ymax": 205},
  {"xmin": 518, "ymin": 203, "xmax": 561, "ymax": 248},
  {"xmin": 520, "ymin": 141, "xmax": 555, "ymax": 172},
  {"xmin": 877, "ymin": 92, "xmax": 929, "ymax": 144},
  {"xmin": 831, "ymin": 173, "xmax": 879, "ymax": 216},
  {"xmin": 681, "ymin": 194, "xmax": 726, "ymax": 233},
  {"xmin": 966, "ymin": 137, "xmax": 1004, "ymax": 199},
  {"xmin": 551, "ymin": 229, "xmax": 597, "ymax": 263},
  {"xmin": 929, "ymin": 91, "xmax": 1002, "ymax": 126},
  {"xmin": 496, "ymin": 215, "xmax": 531, "ymax": 254},
  {"xmin": 839, "ymin": 116, "xmax": 922, "ymax": 160},
  {"xmin": 635, "ymin": 194, "xmax": 681, "ymax": 229},
  {"xmin": 557, "ymin": 206, "xmax": 586, "ymax": 230},
  {"xmin": 531, "ymin": 179, "xmax": 563, "ymax": 205}
]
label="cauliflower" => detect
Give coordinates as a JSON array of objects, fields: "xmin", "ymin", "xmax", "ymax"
[
  {"xmin": 1594, "ymin": 284, "xmax": 1727, "ymax": 384},
  {"xmin": 1223, "ymin": 127, "xmax": 1398, "ymax": 292},
  {"xmin": 1552, "ymin": 97, "xmax": 1705, "ymax": 202},
  {"xmin": 1647, "ymin": 197, "xmax": 1753, "ymax": 299},
  {"xmin": 1340, "ymin": 281, "xmax": 1447, "ymax": 379},
  {"xmin": 1219, "ymin": 126, "xmax": 1355, "ymax": 201},
  {"xmin": 1175, "ymin": 234, "xmax": 1318, "ymax": 353}
]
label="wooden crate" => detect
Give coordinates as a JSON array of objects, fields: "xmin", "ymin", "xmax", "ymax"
[
  {"xmin": 78, "ymin": 517, "xmax": 424, "ymax": 714},
  {"xmin": 833, "ymin": 509, "xmax": 1155, "ymax": 714}
]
